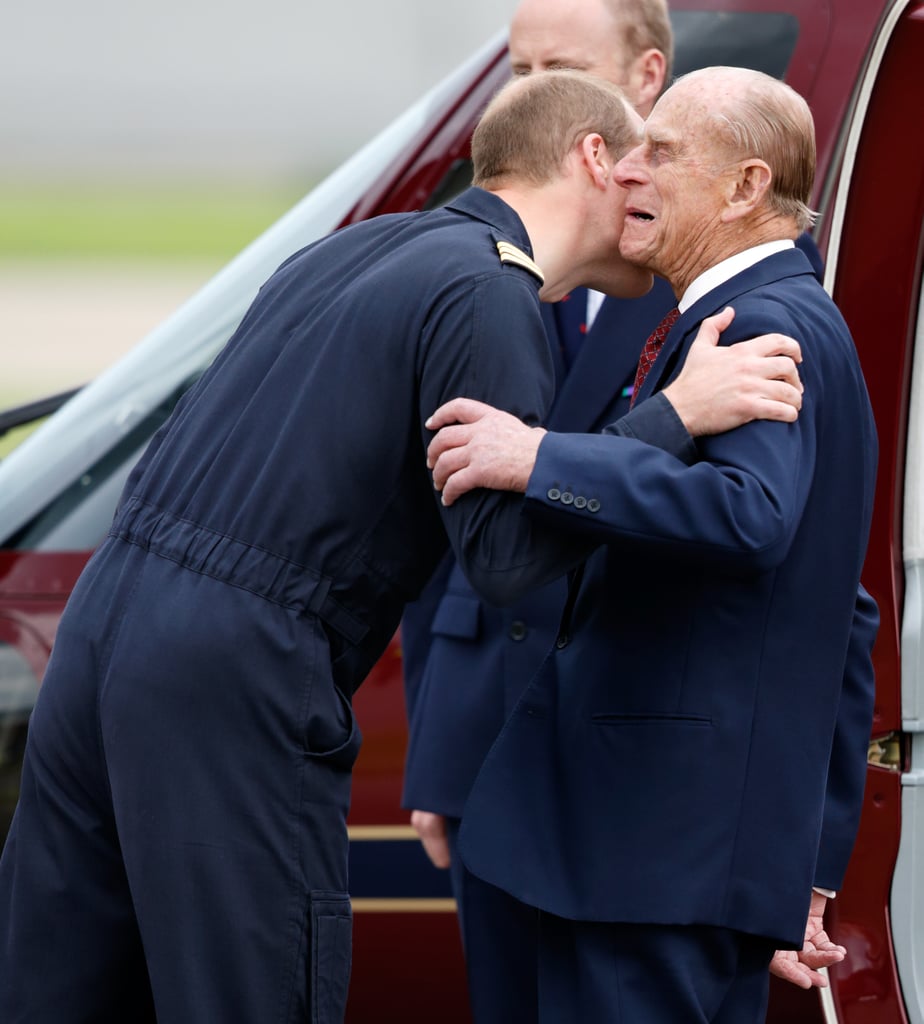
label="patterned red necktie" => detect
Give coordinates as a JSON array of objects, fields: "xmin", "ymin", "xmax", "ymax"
[{"xmin": 629, "ymin": 307, "xmax": 680, "ymax": 408}]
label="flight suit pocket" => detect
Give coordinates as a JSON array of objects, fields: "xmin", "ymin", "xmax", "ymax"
[
  {"xmin": 304, "ymin": 682, "xmax": 362, "ymax": 772},
  {"xmin": 309, "ymin": 891, "xmax": 353, "ymax": 1024}
]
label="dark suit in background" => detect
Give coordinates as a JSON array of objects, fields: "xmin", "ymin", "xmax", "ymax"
[{"xmin": 403, "ymin": 280, "xmax": 676, "ymax": 812}]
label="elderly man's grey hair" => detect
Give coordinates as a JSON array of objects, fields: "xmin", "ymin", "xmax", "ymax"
[{"xmin": 684, "ymin": 66, "xmax": 818, "ymax": 231}]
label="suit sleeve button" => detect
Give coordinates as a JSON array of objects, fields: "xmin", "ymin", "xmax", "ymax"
[
  {"xmin": 561, "ymin": 492, "xmax": 574, "ymax": 505},
  {"xmin": 547, "ymin": 488, "xmax": 561, "ymax": 501},
  {"xmin": 574, "ymin": 496, "xmax": 587, "ymax": 509},
  {"xmin": 587, "ymin": 499, "xmax": 601, "ymax": 513},
  {"xmin": 509, "ymin": 621, "xmax": 528, "ymax": 641}
]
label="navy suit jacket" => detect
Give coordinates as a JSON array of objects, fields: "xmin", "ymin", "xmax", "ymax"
[
  {"xmin": 457, "ymin": 248, "xmax": 878, "ymax": 948},
  {"xmin": 402, "ymin": 278, "xmax": 676, "ymax": 816}
]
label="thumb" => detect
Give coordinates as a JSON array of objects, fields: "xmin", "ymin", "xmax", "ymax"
[{"xmin": 691, "ymin": 306, "xmax": 735, "ymax": 348}]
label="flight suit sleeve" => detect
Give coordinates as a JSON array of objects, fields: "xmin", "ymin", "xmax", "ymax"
[
  {"xmin": 603, "ymin": 392, "xmax": 697, "ymax": 465},
  {"xmin": 417, "ymin": 270, "xmax": 594, "ymax": 606}
]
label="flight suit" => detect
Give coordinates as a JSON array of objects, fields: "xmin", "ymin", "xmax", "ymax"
[{"xmin": 0, "ymin": 187, "xmax": 600, "ymax": 1023}]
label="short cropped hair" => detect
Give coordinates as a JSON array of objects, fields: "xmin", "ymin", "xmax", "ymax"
[
  {"xmin": 690, "ymin": 67, "xmax": 817, "ymax": 230},
  {"xmin": 607, "ymin": 0, "xmax": 674, "ymax": 88},
  {"xmin": 472, "ymin": 70, "xmax": 638, "ymax": 189}
]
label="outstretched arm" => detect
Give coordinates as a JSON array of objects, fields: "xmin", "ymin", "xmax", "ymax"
[
  {"xmin": 427, "ymin": 308, "xmax": 803, "ymax": 506},
  {"xmin": 661, "ymin": 306, "xmax": 803, "ymax": 434}
]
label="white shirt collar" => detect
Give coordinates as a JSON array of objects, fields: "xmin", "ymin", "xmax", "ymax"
[
  {"xmin": 678, "ymin": 240, "xmax": 795, "ymax": 314},
  {"xmin": 586, "ymin": 288, "xmax": 606, "ymax": 329}
]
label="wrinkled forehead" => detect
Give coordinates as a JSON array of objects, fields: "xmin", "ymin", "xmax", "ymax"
[
  {"xmin": 644, "ymin": 77, "xmax": 724, "ymax": 150},
  {"xmin": 657, "ymin": 69, "xmax": 751, "ymax": 126}
]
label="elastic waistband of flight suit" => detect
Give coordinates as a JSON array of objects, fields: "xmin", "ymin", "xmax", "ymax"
[{"xmin": 109, "ymin": 497, "xmax": 368, "ymax": 646}]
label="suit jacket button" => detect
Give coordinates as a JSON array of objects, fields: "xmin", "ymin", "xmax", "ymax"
[
  {"xmin": 561, "ymin": 492, "xmax": 574, "ymax": 505},
  {"xmin": 509, "ymin": 620, "xmax": 528, "ymax": 642},
  {"xmin": 587, "ymin": 499, "xmax": 601, "ymax": 512},
  {"xmin": 547, "ymin": 487, "xmax": 561, "ymax": 501},
  {"xmin": 574, "ymin": 496, "xmax": 587, "ymax": 509}
]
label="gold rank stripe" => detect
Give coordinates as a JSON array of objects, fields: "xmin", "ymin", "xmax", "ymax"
[
  {"xmin": 351, "ymin": 898, "xmax": 458, "ymax": 913},
  {"xmin": 496, "ymin": 241, "xmax": 545, "ymax": 284}
]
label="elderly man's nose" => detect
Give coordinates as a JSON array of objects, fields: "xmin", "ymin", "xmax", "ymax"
[{"xmin": 615, "ymin": 146, "xmax": 645, "ymax": 183}]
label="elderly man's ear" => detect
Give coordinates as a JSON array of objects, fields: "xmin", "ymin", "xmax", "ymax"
[{"xmin": 723, "ymin": 160, "xmax": 773, "ymax": 220}]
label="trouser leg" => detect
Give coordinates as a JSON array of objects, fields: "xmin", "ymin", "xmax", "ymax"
[
  {"xmin": 99, "ymin": 553, "xmax": 359, "ymax": 1023},
  {"xmin": 1, "ymin": 541, "xmax": 359, "ymax": 1024},
  {"xmin": 0, "ymin": 546, "xmax": 155, "ymax": 1022},
  {"xmin": 537, "ymin": 914, "xmax": 775, "ymax": 1024},
  {"xmin": 448, "ymin": 819, "xmax": 539, "ymax": 1024}
]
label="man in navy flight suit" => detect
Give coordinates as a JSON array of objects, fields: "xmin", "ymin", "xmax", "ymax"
[
  {"xmin": 427, "ymin": 67, "xmax": 878, "ymax": 1024},
  {"xmin": 0, "ymin": 71, "xmax": 805, "ymax": 1024}
]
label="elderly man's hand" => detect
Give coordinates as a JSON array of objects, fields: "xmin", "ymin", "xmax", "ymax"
[
  {"xmin": 410, "ymin": 810, "xmax": 452, "ymax": 869},
  {"xmin": 426, "ymin": 400, "xmax": 546, "ymax": 507},
  {"xmin": 662, "ymin": 306, "xmax": 804, "ymax": 436},
  {"xmin": 769, "ymin": 892, "xmax": 846, "ymax": 989}
]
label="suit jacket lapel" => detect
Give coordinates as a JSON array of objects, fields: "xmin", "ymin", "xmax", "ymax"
[
  {"xmin": 551, "ymin": 278, "xmax": 676, "ymax": 432},
  {"xmin": 641, "ymin": 249, "xmax": 817, "ymax": 400}
]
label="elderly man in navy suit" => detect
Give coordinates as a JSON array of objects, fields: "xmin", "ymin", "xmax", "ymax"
[
  {"xmin": 0, "ymin": 71, "xmax": 806, "ymax": 1024},
  {"xmin": 403, "ymin": 1, "xmax": 828, "ymax": 1019},
  {"xmin": 427, "ymin": 66, "xmax": 878, "ymax": 1024}
]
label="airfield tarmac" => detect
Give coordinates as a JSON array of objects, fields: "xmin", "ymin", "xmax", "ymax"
[{"xmin": 2, "ymin": 260, "xmax": 218, "ymax": 399}]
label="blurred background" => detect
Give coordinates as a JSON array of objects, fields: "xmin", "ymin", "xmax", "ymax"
[{"xmin": 1, "ymin": 0, "xmax": 518, "ymax": 412}]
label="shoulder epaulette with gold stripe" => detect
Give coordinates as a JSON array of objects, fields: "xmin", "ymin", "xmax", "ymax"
[{"xmin": 496, "ymin": 241, "xmax": 544, "ymax": 285}]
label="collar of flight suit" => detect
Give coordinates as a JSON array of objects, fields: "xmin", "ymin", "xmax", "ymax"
[{"xmin": 445, "ymin": 187, "xmax": 537, "ymax": 266}]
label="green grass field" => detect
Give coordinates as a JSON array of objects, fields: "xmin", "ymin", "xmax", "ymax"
[
  {"xmin": 0, "ymin": 181, "xmax": 307, "ymax": 260},
  {"xmin": 0, "ymin": 181, "xmax": 310, "ymax": 458}
]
